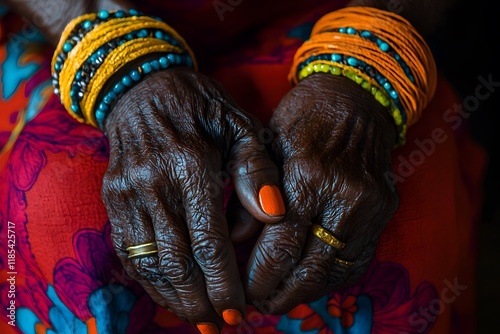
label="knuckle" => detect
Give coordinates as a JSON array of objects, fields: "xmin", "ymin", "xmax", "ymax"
[
  {"xmin": 192, "ymin": 237, "xmax": 229, "ymax": 271},
  {"xmin": 283, "ymin": 158, "xmax": 326, "ymax": 206},
  {"xmin": 233, "ymin": 148, "xmax": 270, "ymax": 176},
  {"xmin": 102, "ymin": 166, "xmax": 157, "ymax": 199},
  {"xmin": 286, "ymin": 157, "xmax": 326, "ymax": 183},
  {"xmin": 101, "ymin": 172, "xmax": 125, "ymax": 198},
  {"xmin": 124, "ymin": 165, "xmax": 158, "ymax": 190},
  {"xmin": 158, "ymin": 251, "xmax": 197, "ymax": 284},
  {"xmin": 133, "ymin": 256, "xmax": 158, "ymax": 273},
  {"xmin": 182, "ymin": 151, "xmax": 205, "ymax": 171},
  {"xmin": 175, "ymin": 150, "xmax": 215, "ymax": 184},
  {"xmin": 258, "ymin": 236, "xmax": 302, "ymax": 270},
  {"xmin": 228, "ymin": 111, "xmax": 255, "ymax": 138},
  {"xmin": 294, "ymin": 266, "xmax": 328, "ymax": 288}
]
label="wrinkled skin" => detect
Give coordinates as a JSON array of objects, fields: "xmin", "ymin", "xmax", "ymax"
[
  {"xmin": 244, "ymin": 73, "xmax": 399, "ymax": 313},
  {"xmin": 101, "ymin": 67, "xmax": 399, "ymax": 325},
  {"xmin": 101, "ymin": 67, "xmax": 283, "ymax": 328},
  {"xmin": 1, "ymin": 0, "xmax": 446, "ymax": 328}
]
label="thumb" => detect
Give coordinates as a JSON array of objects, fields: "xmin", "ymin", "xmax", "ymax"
[
  {"xmin": 226, "ymin": 192, "xmax": 265, "ymax": 243},
  {"xmin": 226, "ymin": 114, "xmax": 285, "ymax": 223}
]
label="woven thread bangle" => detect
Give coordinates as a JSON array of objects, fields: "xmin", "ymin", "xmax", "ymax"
[
  {"xmin": 51, "ymin": 9, "xmax": 196, "ymax": 129},
  {"xmin": 289, "ymin": 7, "xmax": 437, "ymax": 146}
]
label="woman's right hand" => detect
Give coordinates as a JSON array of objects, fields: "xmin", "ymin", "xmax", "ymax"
[{"xmin": 101, "ymin": 67, "xmax": 284, "ymax": 331}]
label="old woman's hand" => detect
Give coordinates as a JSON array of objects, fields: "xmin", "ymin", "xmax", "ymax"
[
  {"xmin": 100, "ymin": 67, "xmax": 285, "ymax": 330},
  {"xmin": 245, "ymin": 73, "xmax": 399, "ymax": 313}
]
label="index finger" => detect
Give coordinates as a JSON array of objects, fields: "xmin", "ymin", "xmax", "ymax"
[
  {"xmin": 244, "ymin": 157, "xmax": 319, "ymax": 310},
  {"xmin": 183, "ymin": 163, "xmax": 246, "ymax": 326},
  {"xmin": 244, "ymin": 211, "xmax": 311, "ymax": 310}
]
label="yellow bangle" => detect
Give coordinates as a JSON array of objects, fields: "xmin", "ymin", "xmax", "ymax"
[
  {"xmin": 58, "ymin": 16, "xmax": 184, "ymax": 115},
  {"xmin": 51, "ymin": 13, "xmax": 97, "ymax": 73},
  {"xmin": 82, "ymin": 38, "xmax": 179, "ymax": 127},
  {"xmin": 52, "ymin": 10, "xmax": 196, "ymax": 128}
]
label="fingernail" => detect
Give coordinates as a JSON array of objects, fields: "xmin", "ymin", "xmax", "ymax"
[
  {"xmin": 222, "ymin": 309, "xmax": 243, "ymax": 326},
  {"xmin": 196, "ymin": 323, "xmax": 219, "ymax": 334},
  {"xmin": 259, "ymin": 184, "xmax": 286, "ymax": 216}
]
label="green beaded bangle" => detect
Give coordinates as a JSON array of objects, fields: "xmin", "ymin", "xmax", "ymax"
[{"xmin": 298, "ymin": 60, "xmax": 406, "ymax": 145}]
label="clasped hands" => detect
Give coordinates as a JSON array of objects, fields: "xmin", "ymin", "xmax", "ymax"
[{"xmin": 101, "ymin": 67, "xmax": 399, "ymax": 329}]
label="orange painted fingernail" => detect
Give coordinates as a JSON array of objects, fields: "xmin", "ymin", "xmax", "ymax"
[
  {"xmin": 259, "ymin": 184, "xmax": 286, "ymax": 216},
  {"xmin": 196, "ymin": 323, "xmax": 219, "ymax": 334},
  {"xmin": 222, "ymin": 309, "xmax": 243, "ymax": 326}
]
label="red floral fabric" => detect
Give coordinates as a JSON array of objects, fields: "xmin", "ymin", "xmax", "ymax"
[{"xmin": 0, "ymin": 1, "xmax": 486, "ymax": 333}]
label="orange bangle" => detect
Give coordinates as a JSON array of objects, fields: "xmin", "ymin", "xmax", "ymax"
[{"xmin": 289, "ymin": 6, "xmax": 437, "ymax": 143}]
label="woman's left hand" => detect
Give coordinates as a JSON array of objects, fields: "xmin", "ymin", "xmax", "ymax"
[{"xmin": 244, "ymin": 73, "xmax": 400, "ymax": 313}]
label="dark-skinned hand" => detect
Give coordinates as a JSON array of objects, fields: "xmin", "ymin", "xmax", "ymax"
[
  {"xmin": 100, "ymin": 67, "xmax": 285, "ymax": 331},
  {"xmin": 244, "ymin": 73, "xmax": 400, "ymax": 314}
]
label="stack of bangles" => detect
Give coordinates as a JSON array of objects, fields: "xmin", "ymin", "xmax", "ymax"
[
  {"xmin": 51, "ymin": 9, "xmax": 197, "ymax": 129},
  {"xmin": 288, "ymin": 7, "xmax": 438, "ymax": 146}
]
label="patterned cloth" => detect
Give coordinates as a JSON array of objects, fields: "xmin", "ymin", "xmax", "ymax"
[{"xmin": 0, "ymin": 1, "xmax": 487, "ymax": 333}]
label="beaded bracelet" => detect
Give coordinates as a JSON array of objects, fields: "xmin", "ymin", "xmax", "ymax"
[
  {"xmin": 289, "ymin": 7, "xmax": 437, "ymax": 146},
  {"xmin": 298, "ymin": 60, "xmax": 407, "ymax": 143},
  {"xmin": 51, "ymin": 9, "xmax": 196, "ymax": 129}
]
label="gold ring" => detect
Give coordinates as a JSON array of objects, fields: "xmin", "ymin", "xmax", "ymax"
[
  {"xmin": 334, "ymin": 257, "xmax": 354, "ymax": 266},
  {"xmin": 126, "ymin": 242, "xmax": 158, "ymax": 259},
  {"xmin": 310, "ymin": 224, "xmax": 345, "ymax": 250}
]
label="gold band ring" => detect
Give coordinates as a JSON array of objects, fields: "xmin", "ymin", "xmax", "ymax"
[
  {"xmin": 334, "ymin": 257, "xmax": 354, "ymax": 266},
  {"xmin": 126, "ymin": 242, "xmax": 158, "ymax": 259},
  {"xmin": 310, "ymin": 224, "xmax": 346, "ymax": 250}
]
